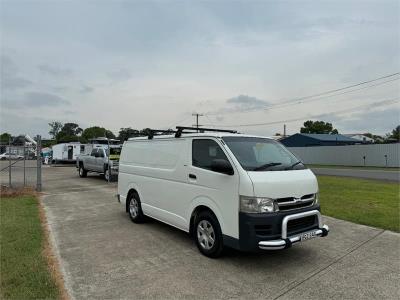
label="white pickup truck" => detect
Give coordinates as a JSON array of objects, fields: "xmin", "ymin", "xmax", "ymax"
[{"xmin": 76, "ymin": 145, "xmax": 121, "ymax": 181}]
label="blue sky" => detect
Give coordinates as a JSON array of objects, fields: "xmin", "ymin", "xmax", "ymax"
[{"xmin": 1, "ymin": 0, "xmax": 399, "ymax": 138}]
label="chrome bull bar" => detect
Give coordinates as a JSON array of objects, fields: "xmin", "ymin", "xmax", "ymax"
[{"xmin": 258, "ymin": 210, "xmax": 329, "ymax": 250}]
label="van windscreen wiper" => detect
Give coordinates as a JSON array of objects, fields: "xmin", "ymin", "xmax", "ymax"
[
  {"xmin": 252, "ymin": 162, "xmax": 282, "ymax": 171},
  {"xmin": 286, "ymin": 161, "xmax": 302, "ymax": 170}
]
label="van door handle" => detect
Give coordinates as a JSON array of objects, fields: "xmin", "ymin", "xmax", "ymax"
[{"xmin": 189, "ymin": 174, "xmax": 197, "ymax": 179}]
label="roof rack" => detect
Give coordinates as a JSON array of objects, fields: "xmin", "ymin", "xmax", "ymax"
[
  {"xmin": 143, "ymin": 127, "xmax": 238, "ymax": 139},
  {"xmin": 175, "ymin": 126, "xmax": 237, "ymax": 138},
  {"xmin": 147, "ymin": 129, "xmax": 176, "ymax": 139}
]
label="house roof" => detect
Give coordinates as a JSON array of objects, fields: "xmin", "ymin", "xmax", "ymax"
[{"xmin": 296, "ymin": 133, "xmax": 358, "ymax": 142}]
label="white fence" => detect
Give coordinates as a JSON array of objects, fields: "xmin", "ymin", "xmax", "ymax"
[{"xmin": 288, "ymin": 143, "xmax": 400, "ymax": 167}]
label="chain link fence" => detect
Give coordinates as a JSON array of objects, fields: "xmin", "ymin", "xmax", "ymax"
[{"xmin": 0, "ymin": 135, "xmax": 42, "ymax": 191}]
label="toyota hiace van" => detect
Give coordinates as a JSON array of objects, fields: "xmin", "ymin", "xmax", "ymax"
[{"xmin": 117, "ymin": 127, "xmax": 329, "ymax": 257}]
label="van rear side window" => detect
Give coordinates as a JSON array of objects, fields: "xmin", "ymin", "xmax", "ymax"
[
  {"xmin": 122, "ymin": 139, "xmax": 185, "ymax": 169},
  {"xmin": 192, "ymin": 139, "xmax": 229, "ymax": 170}
]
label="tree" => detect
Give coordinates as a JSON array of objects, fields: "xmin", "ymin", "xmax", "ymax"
[
  {"xmin": 363, "ymin": 133, "xmax": 384, "ymax": 144},
  {"xmin": 118, "ymin": 127, "xmax": 140, "ymax": 141},
  {"xmin": 386, "ymin": 125, "xmax": 400, "ymax": 142},
  {"xmin": 0, "ymin": 132, "xmax": 12, "ymax": 143},
  {"xmin": 56, "ymin": 123, "xmax": 83, "ymax": 142},
  {"xmin": 48, "ymin": 121, "xmax": 63, "ymax": 139},
  {"xmin": 81, "ymin": 126, "xmax": 116, "ymax": 142},
  {"xmin": 139, "ymin": 128, "xmax": 152, "ymax": 136},
  {"xmin": 300, "ymin": 120, "xmax": 338, "ymax": 134}
]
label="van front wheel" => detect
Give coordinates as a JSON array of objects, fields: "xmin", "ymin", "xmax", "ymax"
[
  {"xmin": 127, "ymin": 193, "xmax": 145, "ymax": 223},
  {"xmin": 194, "ymin": 211, "xmax": 224, "ymax": 258}
]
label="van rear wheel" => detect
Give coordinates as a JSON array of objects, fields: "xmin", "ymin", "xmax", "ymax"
[
  {"xmin": 194, "ymin": 211, "xmax": 224, "ymax": 258},
  {"xmin": 128, "ymin": 192, "xmax": 145, "ymax": 223}
]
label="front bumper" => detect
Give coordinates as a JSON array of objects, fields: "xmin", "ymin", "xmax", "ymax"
[
  {"xmin": 258, "ymin": 210, "xmax": 329, "ymax": 250},
  {"xmin": 236, "ymin": 205, "xmax": 329, "ymax": 251}
]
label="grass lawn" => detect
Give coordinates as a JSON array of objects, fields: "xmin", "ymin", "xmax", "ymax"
[
  {"xmin": 318, "ymin": 175, "xmax": 400, "ymax": 232},
  {"xmin": 0, "ymin": 195, "xmax": 60, "ymax": 299},
  {"xmin": 309, "ymin": 164, "xmax": 400, "ymax": 171}
]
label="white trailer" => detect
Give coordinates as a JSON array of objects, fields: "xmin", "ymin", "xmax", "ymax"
[{"xmin": 52, "ymin": 142, "xmax": 87, "ymax": 163}]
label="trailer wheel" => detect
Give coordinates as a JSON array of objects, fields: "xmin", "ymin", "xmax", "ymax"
[{"xmin": 79, "ymin": 165, "xmax": 87, "ymax": 178}]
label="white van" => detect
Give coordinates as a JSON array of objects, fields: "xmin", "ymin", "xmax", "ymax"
[{"xmin": 117, "ymin": 127, "xmax": 329, "ymax": 257}]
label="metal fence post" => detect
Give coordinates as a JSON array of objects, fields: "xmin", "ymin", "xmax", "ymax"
[
  {"xmin": 8, "ymin": 137, "xmax": 11, "ymax": 188},
  {"xmin": 108, "ymin": 138, "xmax": 110, "ymax": 183},
  {"xmin": 36, "ymin": 135, "xmax": 42, "ymax": 192},
  {"xmin": 23, "ymin": 143, "xmax": 26, "ymax": 186}
]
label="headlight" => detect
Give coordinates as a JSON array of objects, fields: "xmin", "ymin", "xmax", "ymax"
[
  {"xmin": 314, "ymin": 192, "xmax": 319, "ymax": 204},
  {"xmin": 240, "ymin": 196, "xmax": 278, "ymax": 213}
]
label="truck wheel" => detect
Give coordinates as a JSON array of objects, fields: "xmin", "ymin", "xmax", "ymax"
[
  {"xmin": 78, "ymin": 165, "xmax": 87, "ymax": 178},
  {"xmin": 104, "ymin": 166, "xmax": 110, "ymax": 181},
  {"xmin": 127, "ymin": 192, "xmax": 145, "ymax": 223},
  {"xmin": 194, "ymin": 211, "xmax": 224, "ymax": 258}
]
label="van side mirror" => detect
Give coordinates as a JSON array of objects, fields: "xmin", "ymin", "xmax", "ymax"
[{"xmin": 211, "ymin": 159, "xmax": 234, "ymax": 175}]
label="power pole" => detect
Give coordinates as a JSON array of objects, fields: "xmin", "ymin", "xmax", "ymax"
[
  {"xmin": 284, "ymin": 124, "xmax": 287, "ymax": 137},
  {"xmin": 192, "ymin": 113, "xmax": 203, "ymax": 132}
]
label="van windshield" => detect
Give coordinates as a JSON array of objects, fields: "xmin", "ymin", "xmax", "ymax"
[{"xmin": 222, "ymin": 137, "xmax": 306, "ymax": 171}]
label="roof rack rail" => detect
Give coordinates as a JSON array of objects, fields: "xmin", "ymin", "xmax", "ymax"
[
  {"xmin": 175, "ymin": 126, "xmax": 237, "ymax": 138},
  {"xmin": 147, "ymin": 129, "xmax": 176, "ymax": 139}
]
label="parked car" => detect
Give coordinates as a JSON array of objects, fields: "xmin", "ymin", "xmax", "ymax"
[
  {"xmin": 76, "ymin": 145, "xmax": 121, "ymax": 181},
  {"xmin": 0, "ymin": 152, "xmax": 24, "ymax": 160},
  {"xmin": 117, "ymin": 127, "xmax": 329, "ymax": 258}
]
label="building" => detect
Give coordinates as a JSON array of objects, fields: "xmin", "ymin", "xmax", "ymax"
[
  {"xmin": 280, "ymin": 133, "xmax": 359, "ymax": 147},
  {"xmin": 344, "ymin": 134, "xmax": 375, "ymax": 144}
]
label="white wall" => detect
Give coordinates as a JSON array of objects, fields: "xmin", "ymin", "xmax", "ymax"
[{"xmin": 288, "ymin": 144, "xmax": 400, "ymax": 167}]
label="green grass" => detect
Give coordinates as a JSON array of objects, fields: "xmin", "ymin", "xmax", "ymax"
[
  {"xmin": 309, "ymin": 164, "xmax": 400, "ymax": 171},
  {"xmin": 318, "ymin": 176, "xmax": 400, "ymax": 232},
  {"xmin": 0, "ymin": 195, "xmax": 59, "ymax": 299}
]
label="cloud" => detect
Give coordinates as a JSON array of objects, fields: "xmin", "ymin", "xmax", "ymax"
[
  {"xmin": 206, "ymin": 95, "xmax": 270, "ymax": 115},
  {"xmin": 24, "ymin": 92, "xmax": 70, "ymax": 107},
  {"xmin": 80, "ymin": 85, "xmax": 94, "ymax": 94},
  {"xmin": 227, "ymin": 95, "xmax": 270, "ymax": 110},
  {"xmin": 38, "ymin": 64, "xmax": 73, "ymax": 77},
  {"xmin": 330, "ymin": 107, "xmax": 400, "ymax": 134},
  {"xmin": 1, "ymin": 55, "xmax": 18, "ymax": 76},
  {"xmin": 107, "ymin": 68, "xmax": 132, "ymax": 81},
  {"xmin": 0, "ymin": 55, "xmax": 32, "ymax": 90},
  {"xmin": 1, "ymin": 77, "xmax": 32, "ymax": 89}
]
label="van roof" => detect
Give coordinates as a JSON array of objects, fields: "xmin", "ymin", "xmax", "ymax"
[{"xmin": 127, "ymin": 132, "xmax": 274, "ymax": 141}]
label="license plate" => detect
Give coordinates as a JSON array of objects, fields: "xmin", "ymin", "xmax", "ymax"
[{"xmin": 300, "ymin": 231, "xmax": 317, "ymax": 241}]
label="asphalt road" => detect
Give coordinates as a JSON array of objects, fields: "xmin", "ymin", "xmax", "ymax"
[
  {"xmin": 39, "ymin": 167, "xmax": 399, "ymax": 299},
  {"xmin": 311, "ymin": 167, "xmax": 400, "ymax": 182}
]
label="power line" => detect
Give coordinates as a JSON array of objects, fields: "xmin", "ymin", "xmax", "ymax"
[
  {"xmin": 206, "ymin": 72, "xmax": 400, "ymax": 115},
  {"xmin": 202, "ymin": 97, "xmax": 399, "ymax": 128},
  {"xmin": 259, "ymin": 77, "xmax": 399, "ymax": 111}
]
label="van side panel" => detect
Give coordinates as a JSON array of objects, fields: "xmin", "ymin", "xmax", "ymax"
[{"xmin": 118, "ymin": 138, "xmax": 190, "ymax": 231}]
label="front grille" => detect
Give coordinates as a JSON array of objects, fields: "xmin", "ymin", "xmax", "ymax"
[
  {"xmin": 276, "ymin": 194, "xmax": 315, "ymax": 211},
  {"xmin": 287, "ymin": 215, "xmax": 317, "ymax": 235}
]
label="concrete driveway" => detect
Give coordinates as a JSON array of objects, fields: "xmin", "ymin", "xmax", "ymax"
[
  {"xmin": 311, "ymin": 167, "xmax": 399, "ymax": 182},
  {"xmin": 41, "ymin": 166, "xmax": 400, "ymax": 299}
]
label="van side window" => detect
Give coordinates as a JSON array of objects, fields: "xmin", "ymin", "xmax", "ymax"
[
  {"xmin": 192, "ymin": 139, "xmax": 229, "ymax": 171},
  {"xmin": 91, "ymin": 149, "xmax": 97, "ymax": 156}
]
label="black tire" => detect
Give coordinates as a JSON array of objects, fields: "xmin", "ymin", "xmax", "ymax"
[
  {"xmin": 78, "ymin": 165, "xmax": 87, "ymax": 178},
  {"xmin": 104, "ymin": 165, "xmax": 110, "ymax": 182},
  {"xmin": 127, "ymin": 192, "xmax": 145, "ymax": 223},
  {"xmin": 194, "ymin": 211, "xmax": 224, "ymax": 258}
]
